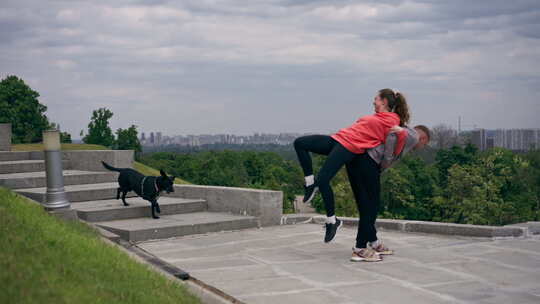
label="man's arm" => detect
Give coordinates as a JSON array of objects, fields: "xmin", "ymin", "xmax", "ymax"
[{"xmin": 380, "ymin": 133, "xmax": 398, "ymax": 169}]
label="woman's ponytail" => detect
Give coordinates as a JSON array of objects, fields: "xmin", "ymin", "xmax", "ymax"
[
  {"xmin": 393, "ymin": 91, "xmax": 410, "ymax": 126},
  {"xmin": 378, "ymin": 88, "xmax": 410, "ymax": 126}
]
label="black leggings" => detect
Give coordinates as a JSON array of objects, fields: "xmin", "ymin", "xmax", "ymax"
[
  {"xmin": 293, "ymin": 135, "xmax": 358, "ymax": 217},
  {"xmin": 347, "ymin": 153, "xmax": 381, "ymax": 248},
  {"xmin": 294, "ymin": 135, "xmax": 381, "ymax": 248}
]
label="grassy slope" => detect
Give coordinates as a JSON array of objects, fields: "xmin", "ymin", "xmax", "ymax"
[
  {"xmin": 0, "ymin": 187, "xmax": 200, "ymax": 304},
  {"xmin": 12, "ymin": 144, "xmax": 189, "ymax": 184},
  {"xmin": 133, "ymin": 161, "xmax": 189, "ymax": 185}
]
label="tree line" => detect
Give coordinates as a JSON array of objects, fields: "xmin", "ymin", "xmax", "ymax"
[
  {"xmin": 0, "ymin": 75, "xmax": 141, "ymax": 151},
  {"xmin": 0, "ymin": 75, "xmax": 71, "ymax": 143},
  {"xmin": 140, "ymin": 145, "xmax": 540, "ymax": 226}
]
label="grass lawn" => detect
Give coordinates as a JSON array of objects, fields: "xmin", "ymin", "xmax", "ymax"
[
  {"xmin": 12, "ymin": 143, "xmax": 189, "ymax": 184},
  {"xmin": 0, "ymin": 187, "xmax": 200, "ymax": 304}
]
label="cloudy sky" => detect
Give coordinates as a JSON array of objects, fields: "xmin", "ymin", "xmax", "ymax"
[{"xmin": 1, "ymin": 0, "xmax": 539, "ymax": 138}]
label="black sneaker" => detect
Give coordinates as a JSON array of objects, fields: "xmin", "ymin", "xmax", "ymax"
[
  {"xmin": 303, "ymin": 184, "xmax": 318, "ymax": 204},
  {"xmin": 324, "ymin": 218, "xmax": 342, "ymax": 243}
]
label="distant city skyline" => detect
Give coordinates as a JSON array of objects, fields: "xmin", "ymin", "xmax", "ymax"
[
  {"xmin": 472, "ymin": 128, "xmax": 540, "ymax": 152},
  {"xmin": 136, "ymin": 128, "xmax": 540, "ymax": 151}
]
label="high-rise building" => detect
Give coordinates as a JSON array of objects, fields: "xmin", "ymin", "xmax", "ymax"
[
  {"xmin": 489, "ymin": 129, "xmax": 540, "ymax": 151},
  {"xmin": 150, "ymin": 132, "xmax": 155, "ymax": 144},
  {"xmin": 471, "ymin": 129, "xmax": 487, "ymax": 151},
  {"xmin": 156, "ymin": 132, "xmax": 162, "ymax": 145}
]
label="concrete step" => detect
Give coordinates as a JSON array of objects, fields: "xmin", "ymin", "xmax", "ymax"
[
  {"xmin": 0, "ymin": 170, "xmax": 118, "ymax": 189},
  {"xmin": 0, "ymin": 151, "xmax": 33, "ymax": 161},
  {"xmin": 15, "ymin": 182, "xmax": 137, "ymax": 203},
  {"xmin": 97, "ymin": 212, "xmax": 259, "ymax": 242},
  {"xmin": 0, "ymin": 159, "xmax": 70, "ymax": 174},
  {"xmin": 73, "ymin": 197, "xmax": 207, "ymax": 222}
]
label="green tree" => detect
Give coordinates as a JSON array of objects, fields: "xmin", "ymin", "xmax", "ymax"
[
  {"xmin": 433, "ymin": 148, "xmax": 532, "ymax": 225},
  {"xmin": 380, "ymin": 167, "xmax": 414, "ymax": 219},
  {"xmin": 115, "ymin": 125, "xmax": 141, "ymax": 152},
  {"xmin": 523, "ymin": 150, "xmax": 540, "ymax": 220},
  {"xmin": 0, "ymin": 75, "xmax": 50, "ymax": 143},
  {"xmin": 60, "ymin": 131, "xmax": 72, "ymax": 143},
  {"xmin": 138, "ymin": 146, "xmax": 539, "ymax": 223},
  {"xmin": 435, "ymin": 144, "xmax": 477, "ymax": 185},
  {"xmin": 83, "ymin": 108, "xmax": 115, "ymax": 148},
  {"xmin": 381, "ymin": 156, "xmax": 439, "ymax": 220}
]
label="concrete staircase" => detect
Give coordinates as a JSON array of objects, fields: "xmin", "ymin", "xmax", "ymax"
[{"xmin": 0, "ymin": 151, "xmax": 259, "ymax": 242}]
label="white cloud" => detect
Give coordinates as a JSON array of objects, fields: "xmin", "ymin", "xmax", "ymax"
[
  {"xmin": 1, "ymin": 0, "xmax": 539, "ymax": 136},
  {"xmin": 52, "ymin": 59, "xmax": 77, "ymax": 70}
]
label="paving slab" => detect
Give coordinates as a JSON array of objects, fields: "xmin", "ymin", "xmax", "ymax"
[
  {"xmin": 333, "ymin": 281, "xmax": 454, "ymax": 304},
  {"xmin": 171, "ymin": 256, "xmax": 259, "ymax": 271},
  {"xmin": 436, "ymin": 259, "xmax": 540, "ymax": 289},
  {"xmin": 239, "ymin": 289, "xmax": 348, "ymax": 304},
  {"xmin": 475, "ymin": 250, "xmax": 540, "ymax": 269},
  {"xmin": 345, "ymin": 258, "xmax": 469, "ymax": 286},
  {"xmin": 190, "ymin": 265, "xmax": 284, "ymax": 284},
  {"xmin": 214, "ymin": 276, "xmax": 315, "ymax": 297},
  {"xmin": 426, "ymin": 281, "xmax": 540, "ymax": 304},
  {"xmin": 484, "ymin": 238, "xmax": 540, "ymax": 254},
  {"xmin": 138, "ymin": 223, "xmax": 540, "ymax": 303}
]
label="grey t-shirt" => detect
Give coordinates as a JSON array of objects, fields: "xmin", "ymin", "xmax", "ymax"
[{"xmin": 367, "ymin": 126, "xmax": 419, "ymax": 170}]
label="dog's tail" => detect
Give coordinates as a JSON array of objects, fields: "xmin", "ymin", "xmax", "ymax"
[{"xmin": 101, "ymin": 161, "xmax": 123, "ymax": 172}]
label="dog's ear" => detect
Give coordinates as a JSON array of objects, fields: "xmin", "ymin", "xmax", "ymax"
[
  {"xmin": 159, "ymin": 169, "xmax": 168, "ymax": 178},
  {"xmin": 170, "ymin": 176, "xmax": 176, "ymax": 182}
]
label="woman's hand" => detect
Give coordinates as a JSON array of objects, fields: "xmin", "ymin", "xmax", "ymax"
[{"xmin": 389, "ymin": 125, "xmax": 403, "ymax": 133}]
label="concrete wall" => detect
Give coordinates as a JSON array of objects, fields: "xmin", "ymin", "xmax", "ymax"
[
  {"xmin": 311, "ymin": 216, "xmax": 526, "ymax": 238},
  {"xmin": 23, "ymin": 149, "xmax": 134, "ymax": 170},
  {"xmin": 0, "ymin": 123, "xmax": 11, "ymax": 151},
  {"xmin": 62, "ymin": 150, "xmax": 134, "ymax": 171},
  {"xmin": 168, "ymin": 185, "xmax": 283, "ymax": 227}
]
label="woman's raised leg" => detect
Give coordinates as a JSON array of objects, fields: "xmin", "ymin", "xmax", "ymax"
[{"xmin": 294, "ymin": 135, "xmax": 336, "ymax": 203}]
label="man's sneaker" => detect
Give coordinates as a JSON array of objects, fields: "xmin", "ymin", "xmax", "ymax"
[
  {"xmin": 350, "ymin": 248, "xmax": 383, "ymax": 262},
  {"xmin": 324, "ymin": 218, "xmax": 342, "ymax": 243},
  {"xmin": 303, "ymin": 184, "xmax": 318, "ymax": 204},
  {"xmin": 370, "ymin": 242, "xmax": 394, "ymax": 255}
]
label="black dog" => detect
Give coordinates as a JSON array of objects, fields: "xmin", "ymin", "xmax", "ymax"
[{"xmin": 101, "ymin": 161, "xmax": 175, "ymax": 219}]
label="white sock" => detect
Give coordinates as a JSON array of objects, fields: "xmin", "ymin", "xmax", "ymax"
[
  {"xmin": 370, "ymin": 240, "xmax": 381, "ymax": 247},
  {"xmin": 326, "ymin": 215, "xmax": 336, "ymax": 224},
  {"xmin": 305, "ymin": 175, "xmax": 314, "ymax": 186}
]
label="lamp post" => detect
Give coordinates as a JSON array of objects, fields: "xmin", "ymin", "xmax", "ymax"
[{"xmin": 43, "ymin": 129, "xmax": 70, "ymax": 210}]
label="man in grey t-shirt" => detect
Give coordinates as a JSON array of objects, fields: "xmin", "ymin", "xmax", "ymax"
[
  {"xmin": 367, "ymin": 125, "xmax": 430, "ymax": 171},
  {"xmin": 349, "ymin": 125, "xmax": 431, "ymax": 259}
]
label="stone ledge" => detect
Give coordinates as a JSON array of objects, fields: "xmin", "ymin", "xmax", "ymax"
[
  {"xmin": 168, "ymin": 185, "xmax": 283, "ymax": 227},
  {"xmin": 404, "ymin": 220, "xmax": 524, "ymax": 238},
  {"xmin": 305, "ymin": 215, "xmax": 527, "ymax": 238},
  {"xmin": 506, "ymin": 221, "xmax": 540, "ymax": 236}
]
